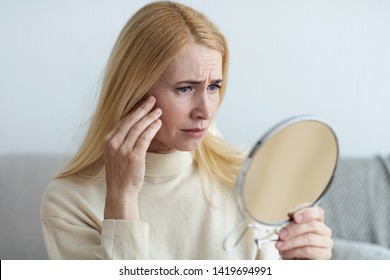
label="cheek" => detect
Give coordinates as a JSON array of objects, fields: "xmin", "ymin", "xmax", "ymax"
[
  {"xmin": 159, "ymin": 99, "xmax": 188, "ymax": 119},
  {"xmin": 159, "ymin": 115, "xmax": 173, "ymax": 132},
  {"xmin": 210, "ymin": 96, "xmax": 220, "ymax": 116},
  {"xmin": 158, "ymin": 106, "xmax": 185, "ymax": 132}
]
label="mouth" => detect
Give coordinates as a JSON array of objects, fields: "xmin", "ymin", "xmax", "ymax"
[{"xmin": 181, "ymin": 128, "xmax": 207, "ymax": 138}]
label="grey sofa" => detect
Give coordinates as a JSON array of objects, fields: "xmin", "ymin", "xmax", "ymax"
[
  {"xmin": 320, "ymin": 156, "xmax": 390, "ymax": 259},
  {"xmin": 1, "ymin": 153, "xmax": 389, "ymax": 259}
]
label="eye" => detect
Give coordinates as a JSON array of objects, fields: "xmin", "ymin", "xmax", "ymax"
[
  {"xmin": 207, "ymin": 84, "xmax": 221, "ymax": 93},
  {"xmin": 176, "ymin": 86, "xmax": 192, "ymax": 95}
]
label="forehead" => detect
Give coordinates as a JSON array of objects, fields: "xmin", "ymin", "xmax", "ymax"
[{"xmin": 162, "ymin": 44, "xmax": 222, "ymax": 82}]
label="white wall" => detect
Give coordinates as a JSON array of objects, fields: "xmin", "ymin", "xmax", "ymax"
[{"xmin": 1, "ymin": 0, "xmax": 389, "ymax": 157}]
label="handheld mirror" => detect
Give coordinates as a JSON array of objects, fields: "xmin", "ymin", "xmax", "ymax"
[{"xmin": 223, "ymin": 115, "xmax": 338, "ymax": 252}]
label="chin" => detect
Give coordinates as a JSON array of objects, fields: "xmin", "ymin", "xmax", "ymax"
[
  {"xmin": 175, "ymin": 140, "xmax": 203, "ymax": 152},
  {"xmin": 150, "ymin": 135, "xmax": 205, "ymax": 153}
]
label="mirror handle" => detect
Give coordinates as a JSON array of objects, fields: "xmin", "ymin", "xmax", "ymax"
[{"xmin": 223, "ymin": 218, "xmax": 249, "ymax": 252}]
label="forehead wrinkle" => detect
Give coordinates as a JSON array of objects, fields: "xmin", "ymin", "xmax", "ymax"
[
  {"xmin": 176, "ymin": 65, "xmax": 219, "ymax": 85},
  {"xmin": 159, "ymin": 44, "xmax": 222, "ymax": 85},
  {"xmin": 193, "ymin": 59, "xmax": 221, "ymax": 82}
]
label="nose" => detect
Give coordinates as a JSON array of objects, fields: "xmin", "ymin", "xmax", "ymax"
[{"xmin": 190, "ymin": 91, "xmax": 213, "ymax": 120}]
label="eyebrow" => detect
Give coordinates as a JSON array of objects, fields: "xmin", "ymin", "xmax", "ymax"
[{"xmin": 176, "ymin": 79, "xmax": 223, "ymax": 85}]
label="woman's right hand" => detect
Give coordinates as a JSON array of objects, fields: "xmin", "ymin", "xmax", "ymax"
[{"xmin": 103, "ymin": 95, "xmax": 162, "ymax": 220}]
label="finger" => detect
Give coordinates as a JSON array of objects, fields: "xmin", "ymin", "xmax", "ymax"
[
  {"xmin": 279, "ymin": 220, "xmax": 332, "ymax": 244},
  {"xmin": 113, "ymin": 96, "xmax": 157, "ymax": 141},
  {"xmin": 133, "ymin": 119, "xmax": 162, "ymax": 154},
  {"xmin": 276, "ymin": 233, "xmax": 333, "ymax": 252},
  {"xmin": 289, "ymin": 206, "xmax": 325, "ymax": 224},
  {"xmin": 105, "ymin": 96, "xmax": 157, "ymax": 147},
  {"xmin": 275, "ymin": 234, "xmax": 333, "ymax": 258},
  {"xmin": 281, "ymin": 245, "xmax": 333, "ymax": 260},
  {"xmin": 122, "ymin": 107, "xmax": 162, "ymax": 150}
]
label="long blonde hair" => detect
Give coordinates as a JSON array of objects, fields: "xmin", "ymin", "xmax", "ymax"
[{"xmin": 57, "ymin": 1, "xmax": 245, "ymax": 187}]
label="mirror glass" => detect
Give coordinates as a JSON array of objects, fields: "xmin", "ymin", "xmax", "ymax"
[
  {"xmin": 239, "ymin": 116, "xmax": 339, "ymax": 225},
  {"xmin": 224, "ymin": 115, "xmax": 338, "ymax": 251}
]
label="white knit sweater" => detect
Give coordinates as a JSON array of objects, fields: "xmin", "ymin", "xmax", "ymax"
[{"xmin": 40, "ymin": 151, "xmax": 279, "ymax": 259}]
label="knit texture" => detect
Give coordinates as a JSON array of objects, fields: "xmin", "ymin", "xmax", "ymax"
[{"xmin": 320, "ymin": 156, "xmax": 390, "ymax": 259}]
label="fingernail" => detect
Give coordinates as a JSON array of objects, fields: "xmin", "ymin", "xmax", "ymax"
[
  {"xmin": 147, "ymin": 96, "xmax": 155, "ymax": 103},
  {"xmin": 275, "ymin": 241, "xmax": 284, "ymax": 249},
  {"xmin": 154, "ymin": 108, "xmax": 162, "ymax": 114},
  {"xmin": 279, "ymin": 228, "xmax": 288, "ymax": 239}
]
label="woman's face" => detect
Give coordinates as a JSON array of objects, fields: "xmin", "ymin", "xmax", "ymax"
[{"xmin": 147, "ymin": 44, "xmax": 222, "ymax": 153}]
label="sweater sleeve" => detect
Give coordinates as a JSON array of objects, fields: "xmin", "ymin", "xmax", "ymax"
[
  {"xmin": 40, "ymin": 179, "xmax": 150, "ymax": 259},
  {"xmin": 41, "ymin": 215, "xmax": 149, "ymax": 259},
  {"xmin": 101, "ymin": 220, "xmax": 149, "ymax": 259}
]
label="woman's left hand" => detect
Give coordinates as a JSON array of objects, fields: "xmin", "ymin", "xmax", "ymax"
[{"xmin": 275, "ymin": 206, "xmax": 333, "ymax": 260}]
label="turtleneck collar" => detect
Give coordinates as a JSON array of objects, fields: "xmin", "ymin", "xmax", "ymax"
[{"xmin": 145, "ymin": 151, "xmax": 194, "ymax": 178}]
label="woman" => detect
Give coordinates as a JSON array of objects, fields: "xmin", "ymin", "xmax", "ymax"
[{"xmin": 41, "ymin": 1, "xmax": 333, "ymax": 259}]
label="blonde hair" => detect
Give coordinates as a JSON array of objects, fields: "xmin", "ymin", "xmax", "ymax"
[{"xmin": 57, "ymin": 1, "xmax": 245, "ymax": 187}]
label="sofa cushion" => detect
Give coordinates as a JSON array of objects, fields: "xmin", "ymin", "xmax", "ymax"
[
  {"xmin": 332, "ymin": 238, "xmax": 390, "ymax": 260},
  {"xmin": 320, "ymin": 156, "xmax": 390, "ymax": 257}
]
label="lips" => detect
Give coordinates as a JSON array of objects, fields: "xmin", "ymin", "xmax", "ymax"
[{"xmin": 181, "ymin": 128, "xmax": 207, "ymax": 138}]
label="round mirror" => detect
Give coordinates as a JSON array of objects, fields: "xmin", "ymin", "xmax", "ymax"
[{"xmin": 224, "ymin": 115, "xmax": 338, "ymax": 251}]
